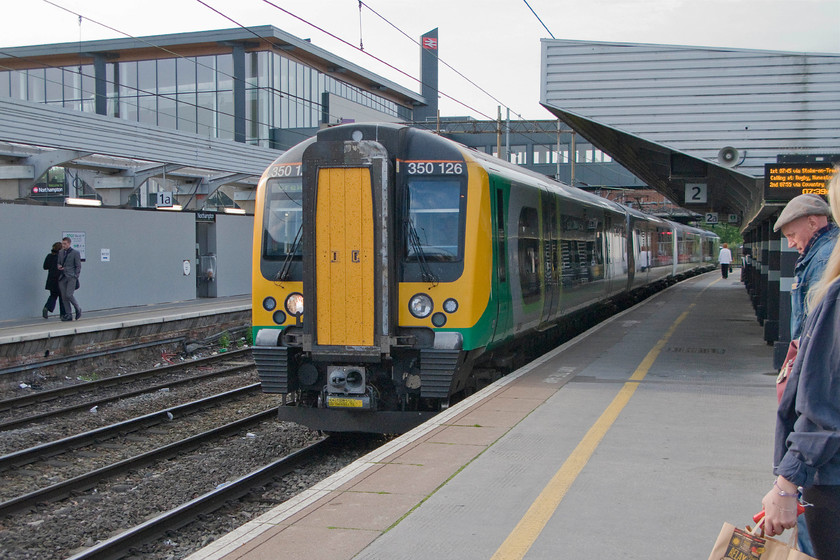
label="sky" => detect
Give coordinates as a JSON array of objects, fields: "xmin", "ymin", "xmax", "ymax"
[{"xmin": 1, "ymin": 0, "xmax": 838, "ymax": 120}]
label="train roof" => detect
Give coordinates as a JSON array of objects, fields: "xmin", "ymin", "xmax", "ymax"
[
  {"xmin": 266, "ymin": 123, "xmax": 719, "ymax": 241},
  {"xmin": 455, "ymin": 139, "xmax": 627, "ymax": 215}
]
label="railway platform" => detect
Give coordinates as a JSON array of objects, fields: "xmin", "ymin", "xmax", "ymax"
[
  {"xmin": 0, "ymin": 295, "xmax": 251, "ymax": 373},
  {"xmin": 187, "ymin": 272, "xmax": 778, "ymax": 560}
]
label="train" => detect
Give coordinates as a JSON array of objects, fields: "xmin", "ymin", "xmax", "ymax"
[{"xmin": 251, "ymin": 123, "xmax": 718, "ymax": 433}]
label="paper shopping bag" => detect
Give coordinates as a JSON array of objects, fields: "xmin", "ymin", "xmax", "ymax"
[{"xmin": 707, "ymin": 522, "xmax": 816, "ymax": 560}]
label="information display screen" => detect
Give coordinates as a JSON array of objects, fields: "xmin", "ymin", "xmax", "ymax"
[{"xmin": 764, "ymin": 164, "xmax": 836, "ymax": 202}]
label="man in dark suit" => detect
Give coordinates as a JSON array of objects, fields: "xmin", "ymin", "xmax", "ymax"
[{"xmin": 57, "ymin": 236, "xmax": 82, "ymax": 321}]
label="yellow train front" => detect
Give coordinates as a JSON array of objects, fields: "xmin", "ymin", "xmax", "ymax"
[{"xmin": 252, "ymin": 123, "xmax": 493, "ymax": 433}]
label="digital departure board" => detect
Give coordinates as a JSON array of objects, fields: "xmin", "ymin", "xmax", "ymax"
[{"xmin": 764, "ymin": 164, "xmax": 836, "ymax": 202}]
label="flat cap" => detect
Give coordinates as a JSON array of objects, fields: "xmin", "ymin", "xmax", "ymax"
[{"xmin": 773, "ymin": 194, "xmax": 831, "ymax": 232}]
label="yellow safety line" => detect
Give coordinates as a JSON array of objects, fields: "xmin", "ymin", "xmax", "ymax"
[{"xmin": 490, "ymin": 306, "xmax": 693, "ymax": 560}]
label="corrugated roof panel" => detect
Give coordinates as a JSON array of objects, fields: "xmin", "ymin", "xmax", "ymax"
[
  {"xmin": 541, "ymin": 40, "xmax": 840, "ymax": 177},
  {"xmin": 0, "ymin": 97, "xmax": 280, "ymax": 174}
]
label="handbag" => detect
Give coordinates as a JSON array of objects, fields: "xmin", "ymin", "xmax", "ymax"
[
  {"xmin": 707, "ymin": 520, "xmax": 815, "ymax": 560},
  {"xmin": 776, "ymin": 339, "xmax": 799, "ymax": 402}
]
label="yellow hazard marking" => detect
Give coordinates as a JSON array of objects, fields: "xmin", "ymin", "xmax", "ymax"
[
  {"xmin": 490, "ymin": 307, "xmax": 693, "ymax": 560},
  {"xmin": 327, "ymin": 397, "xmax": 365, "ymax": 408}
]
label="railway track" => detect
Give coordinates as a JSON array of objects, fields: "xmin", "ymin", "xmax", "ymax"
[
  {"xmin": 0, "ymin": 332, "xmax": 386, "ymax": 560},
  {"xmin": 0, "ymin": 384, "xmax": 263, "ymax": 474},
  {"xmin": 0, "ymin": 348, "xmax": 253, "ymax": 431},
  {"xmin": 64, "ymin": 437, "xmax": 332, "ymax": 560},
  {"xmin": 0, "ymin": 411, "xmax": 377, "ymax": 560},
  {"xmin": 0, "ymin": 366, "xmax": 340, "ymax": 560},
  {"xmin": 0, "ymin": 406, "xmax": 277, "ymax": 517}
]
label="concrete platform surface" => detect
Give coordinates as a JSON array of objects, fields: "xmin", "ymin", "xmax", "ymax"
[
  {"xmin": 0, "ymin": 295, "xmax": 250, "ymax": 345},
  {"xmin": 0, "ymin": 295, "xmax": 251, "ymax": 372},
  {"xmin": 186, "ymin": 272, "xmax": 777, "ymax": 560}
]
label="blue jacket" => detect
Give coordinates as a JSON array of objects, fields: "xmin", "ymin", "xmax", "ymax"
[
  {"xmin": 774, "ymin": 278, "xmax": 840, "ymax": 487},
  {"xmin": 790, "ymin": 225, "xmax": 839, "ymax": 339}
]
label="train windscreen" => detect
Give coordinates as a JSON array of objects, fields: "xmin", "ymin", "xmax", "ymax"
[
  {"xmin": 263, "ymin": 177, "xmax": 303, "ymax": 261},
  {"xmin": 405, "ymin": 178, "xmax": 464, "ymax": 262}
]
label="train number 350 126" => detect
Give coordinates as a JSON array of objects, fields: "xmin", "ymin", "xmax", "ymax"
[{"xmin": 406, "ymin": 161, "xmax": 464, "ymax": 175}]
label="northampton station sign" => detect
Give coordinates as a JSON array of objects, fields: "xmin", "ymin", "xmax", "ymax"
[{"xmin": 764, "ymin": 163, "xmax": 836, "ymax": 202}]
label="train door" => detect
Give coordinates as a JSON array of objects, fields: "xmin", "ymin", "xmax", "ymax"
[
  {"xmin": 508, "ymin": 182, "xmax": 543, "ymax": 334},
  {"xmin": 603, "ymin": 213, "xmax": 613, "ymax": 294},
  {"xmin": 314, "ymin": 167, "xmax": 375, "ymax": 346},
  {"xmin": 604, "ymin": 211, "xmax": 629, "ymax": 297},
  {"xmin": 542, "ymin": 192, "xmax": 560, "ymax": 322},
  {"xmin": 490, "ymin": 179, "xmax": 513, "ymax": 343},
  {"xmin": 196, "ymin": 220, "xmax": 217, "ymax": 298}
]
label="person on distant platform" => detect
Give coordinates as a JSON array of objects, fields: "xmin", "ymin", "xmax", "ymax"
[
  {"xmin": 718, "ymin": 243, "xmax": 733, "ymax": 278},
  {"xmin": 774, "ymin": 194, "xmax": 839, "ymax": 339},
  {"xmin": 41, "ymin": 241, "xmax": 64, "ymax": 319}
]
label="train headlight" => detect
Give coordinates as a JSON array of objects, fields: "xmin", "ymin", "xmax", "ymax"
[
  {"xmin": 272, "ymin": 310, "xmax": 287, "ymax": 325},
  {"xmin": 432, "ymin": 312, "xmax": 447, "ymax": 327},
  {"xmin": 285, "ymin": 292, "xmax": 304, "ymax": 317},
  {"xmin": 409, "ymin": 293, "xmax": 433, "ymax": 318},
  {"xmin": 443, "ymin": 298, "xmax": 458, "ymax": 313},
  {"xmin": 262, "ymin": 297, "xmax": 276, "ymax": 311}
]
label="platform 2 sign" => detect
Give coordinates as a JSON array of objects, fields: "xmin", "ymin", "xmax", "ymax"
[{"xmin": 764, "ymin": 164, "xmax": 835, "ymax": 202}]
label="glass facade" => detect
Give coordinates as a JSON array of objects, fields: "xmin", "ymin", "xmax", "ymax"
[{"xmin": 0, "ymin": 50, "xmax": 413, "ymax": 147}]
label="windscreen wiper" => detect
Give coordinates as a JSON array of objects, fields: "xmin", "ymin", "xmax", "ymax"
[
  {"xmin": 275, "ymin": 224, "xmax": 303, "ymax": 282},
  {"xmin": 405, "ymin": 218, "xmax": 439, "ymax": 286}
]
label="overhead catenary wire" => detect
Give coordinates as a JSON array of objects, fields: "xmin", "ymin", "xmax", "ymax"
[
  {"xmin": 193, "ymin": 0, "xmax": 404, "ymax": 124},
  {"xmin": 522, "ymin": 0, "xmax": 556, "ymax": 40},
  {"xmin": 255, "ymin": 0, "xmax": 495, "ymax": 120},
  {"xmin": 46, "ymin": 0, "xmax": 565, "ymax": 151},
  {"xmin": 259, "ymin": 0, "xmax": 596, "ymax": 174},
  {"xmin": 357, "ymin": 1, "xmax": 580, "ymax": 161},
  {"xmin": 358, "ymin": 0, "xmax": 364, "ymax": 51}
]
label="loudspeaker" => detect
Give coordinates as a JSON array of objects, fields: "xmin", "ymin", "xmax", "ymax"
[{"xmin": 718, "ymin": 146, "xmax": 740, "ymax": 167}]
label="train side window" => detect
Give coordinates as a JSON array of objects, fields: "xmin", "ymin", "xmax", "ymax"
[
  {"xmin": 496, "ymin": 188, "xmax": 506, "ymax": 283},
  {"xmin": 263, "ymin": 177, "xmax": 303, "ymax": 261},
  {"xmin": 518, "ymin": 206, "xmax": 541, "ymax": 303},
  {"xmin": 657, "ymin": 228, "xmax": 674, "ymax": 265}
]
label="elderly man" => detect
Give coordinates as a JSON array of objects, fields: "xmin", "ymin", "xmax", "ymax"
[
  {"xmin": 772, "ymin": 193, "xmax": 838, "ymax": 558},
  {"xmin": 774, "ymin": 193, "xmax": 838, "ymax": 338}
]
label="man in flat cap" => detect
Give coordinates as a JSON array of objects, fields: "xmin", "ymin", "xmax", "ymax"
[
  {"xmin": 774, "ymin": 193, "xmax": 838, "ymax": 339},
  {"xmin": 773, "ymin": 193, "xmax": 838, "ymax": 557}
]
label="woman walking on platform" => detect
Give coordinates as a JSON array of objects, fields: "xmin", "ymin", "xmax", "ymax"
[
  {"xmin": 761, "ymin": 168, "xmax": 840, "ymax": 560},
  {"xmin": 42, "ymin": 242, "xmax": 63, "ymax": 319}
]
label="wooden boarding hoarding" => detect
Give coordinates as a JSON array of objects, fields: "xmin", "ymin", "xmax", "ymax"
[{"xmin": 764, "ymin": 164, "xmax": 836, "ymax": 202}]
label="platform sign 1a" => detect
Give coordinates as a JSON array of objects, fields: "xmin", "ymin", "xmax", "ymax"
[
  {"xmin": 156, "ymin": 191, "xmax": 174, "ymax": 207},
  {"xmin": 764, "ymin": 164, "xmax": 835, "ymax": 202}
]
